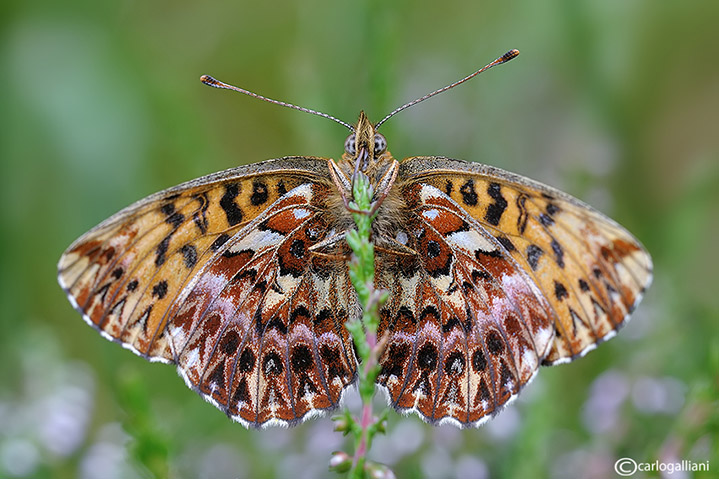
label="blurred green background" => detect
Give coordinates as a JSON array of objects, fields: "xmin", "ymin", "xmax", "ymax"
[{"xmin": 1, "ymin": 0, "xmax": 717, "ymax": 478}]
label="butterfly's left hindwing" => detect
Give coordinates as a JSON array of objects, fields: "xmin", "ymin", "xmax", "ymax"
[
  {"xmin": 58, "ymin": 157, "xmax": 359, "ymax": 427},
  {"xmin": 165, "ymin": 182, "xmax": 357, "ymax": 427}
]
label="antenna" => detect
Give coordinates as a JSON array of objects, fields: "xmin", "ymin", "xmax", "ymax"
[
  {"xmin": 200, "ymin": 74, "xmax": 355, "ymax": 131},
  {"xmin": 374, "ymin": 49, "xmax": 519, "ymax": 129}
]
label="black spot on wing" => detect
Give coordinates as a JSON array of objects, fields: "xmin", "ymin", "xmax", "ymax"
[
  {"xmin": 496, "ymin": 236, "xmax": 516, "ymax": 252},
  {"xmin": 499, "ymin": 360, "xmax": 514, "ymax": 390},
  {"xmin": 444, "ymin": 180, "xmax": 453, "ymax": 196},
  {"xmin": 441, "ymin": 316, "xmax": 463, "ymax": 333},
  {"xmin": 420, "ymin": 305, "xmax": 439, "ymax": 323},
  {"xmin": 94, "ymin": 283, "xmax": 111, "ymax": 302},
  {"xmin": 239, "ymin": 348, "xmax": 255, "ymax": 372},
  {"xmin": 471, "ymin": 269, "xmax": 491, "ymax": 282},
  {"xmin": 444, "ymin": 351, "xmax": 465, "ymax": 376},
  {"xmin": 313, "ymin": 308, "xmax": 332, "ymax": 327},
  {"xmin": 486, "ymin": 330, "xmax": 505, "ymax": 355},
  {"xmin": 476, "ymin": 378, "xmax": 492, "ymax": 405},
  {"xmin": 539, "ymin": 213, "xmax": 554, "ymax": 226},
  {"xmin": 211, "ymin": 233, "xmax": 231, "ymax": 251},
  {"xmin": 219, "ymin": 183, "xmax": 244, "ymax": 226},
  {"xmin": 290, "ymin": 345, "xmax": 313, "ymax": 372},
  {"xmin": 155, "ymin": 236, "xmax": 170, "ymax": 267},
  {"xmin": 233, "ymin": 378, "xmax": 250, "ymax": 403},
  {"xmin": 253, "ymin": 279, "xmax": 267, "ymax": 294},
  {"xmin": 253, "ymin": 308, "xmax": 265, "ymax": 337},
  {"xmin": 421, "ymin": 234, "xmax": 452, "ymax": 278},
  {"xmin": 551, "ymin": 239, "xmax": 565, "ymax": 268},
  {"xmin": 427, "ymin": 240, "xmax": 441, "ymax": 258},
  {"xmin": 222, "ymin": 248, "xmax": 255, "ymax": 260},
  {"xmin": 472, "ymin": 349, "xmax": 487, "ymax": 372},
  {"xmin": 393, "ymin": 305, "xmax": 416, "ymax": 330},
  {"xmin": 231, "ymin": 268, "xmax": 257, "ymax": 283},
  {"xmin": 380, "ymin": 343, "xmax": 410, "ymax": 378},
  {"xmin": 417, "ymin": 343, "xmax": 438, "ymax": 370},
  {"xmin": 289, "ymin": 239, "xmax": 305, "ymax": 258},
  {"xmin": 554, "ymin": 280, "xmax": 568, "ymax": 301},
  {"xmin": 161, "ymin": 203, "xmax": 184, "ymax": 228},
  {"xmin": 484, "ymin": 182, "xmax": 507, "ymax": 226},
  {"xmin": 290, "ymin": 305, "xmax": 310, "ymax": 324},
  {"xmin": 207, "ymin": 361, "xmax": 226, "ymax": 389},
  {"xmin": 414, "ymin": 374, "xmax": 432, "ymax": 396},
  {"xmin": 251, "ymin": 181, "xmax": 269, "ymax": 206},
  {"xmin": 180, "ymin": 244, "xmax": 198, "ymax": 269},
  {"xmin": 475, "ymin": 248, "xmax": 502, "ymax": 260},
  {"xmin": 321, "ymin": 345, "xmax": 348, "ymax": 380},
  {"xmin": 265, "ymin": 316, "xmax": 288, "ymax": 335},
  {"xmin": 526, "ymin": 244, "xmax": 543, "ymax": 271},
  {"xmin": 137, "ymin": 305, "xmax": 153, "ymax": 333},
  {"xmin": 220, "ymin": 331, "xmax": 240, "ymax": 355},
  {"xmin": 459, "ymin": 180, "xmax": 478, "ymax": 206},
  {"xmin": 156, "ymin": 204, "xmax": 187, "ymax": 266},
  {"xmin": 152, "ymin": 280, "xmax": 168, "ymax": 299}
]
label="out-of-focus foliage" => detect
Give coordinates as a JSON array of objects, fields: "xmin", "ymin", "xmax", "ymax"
[{"xmin": 1, "ymin": 0, "xmax": 717, "ymax": 478}]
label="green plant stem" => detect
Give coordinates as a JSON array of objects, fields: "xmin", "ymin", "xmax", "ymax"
[{"xmin": 333, "ymin": 171, "xmax": 393, "ymax": 479}]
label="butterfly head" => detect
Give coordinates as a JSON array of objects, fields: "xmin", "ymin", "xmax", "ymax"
[
  {"xmin": 339, "ymin": 112, "xmax": 395, "ymax": 195},
  {"xmin": 343, "ymin": 111, "xmax": 388, "ymax": 169},
  {"xmin": 326, "ymin": 111, "xmax": 398, "ymax": 215}
]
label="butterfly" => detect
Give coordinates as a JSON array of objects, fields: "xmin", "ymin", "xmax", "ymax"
[{"xmin": 58, "ymin": 50, "xmax": 652, "ymax": 428}]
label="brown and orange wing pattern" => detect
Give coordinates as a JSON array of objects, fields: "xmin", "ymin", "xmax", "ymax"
[
  {"xmin": 374, "ymin": 157, "xmax": 652, "ymax": 427},
  {"xmin": 398, "ymin": 157, "xmax": 652, "ymax": 365},
  {"xmin": 58, "ymin": 157, "xmax": 358, "ymax": 427},
  {"xmin": 375, "ymin": 182, "xmax": 555, "ymax": 427}
]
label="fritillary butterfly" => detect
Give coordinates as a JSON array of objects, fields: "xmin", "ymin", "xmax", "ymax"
[{"xmin": 58, "ymin": 50, "xmax": 652, "ymax": 428}]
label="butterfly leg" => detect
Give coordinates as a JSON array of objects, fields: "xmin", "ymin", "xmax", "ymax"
[
  {"xmin": 308, "ymin": 251, "xmax": 351, "ymax": 261},
  {"xmin": 374, "ymin": 238, "xmax": 418, "ymax": 258}
]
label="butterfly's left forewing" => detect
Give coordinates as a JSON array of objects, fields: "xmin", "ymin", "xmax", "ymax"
[
  {"xmin": 58, "ymin": 156, "xmax": 359, "ymax": 426},
  {"xmin": 59, "ymin": 157, "xmax": 324, "ymax": 360}
]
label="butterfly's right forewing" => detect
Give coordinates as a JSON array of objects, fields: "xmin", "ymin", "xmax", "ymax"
[{"xmin": 398, "ymin": 157, "xmax": 653, "ymax": 365}]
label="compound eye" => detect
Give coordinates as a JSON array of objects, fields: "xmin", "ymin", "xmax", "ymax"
[
  {"xmin": 373, "ymin": 133, "xmax": 387, "ymax": 155},
  {"xmin": 344, "ymin": 133, "xmax": 357, "ymax": 155}
]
